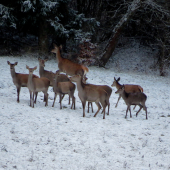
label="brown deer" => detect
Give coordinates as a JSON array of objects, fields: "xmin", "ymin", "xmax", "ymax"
[
  {"xmin": 83, "ymin": 76, "xmax": 112, "ymax": 115},
  {"xmin": 70, "ymin": 75, "xmax": 109, "ymax": 119},
  {"xmin": 7, "ymin": 61, "xmax": 39, "ymax": 103},
  {"xmin": 111, "ymin": 77, "xmax": 143, "ymax": 108},
  {"xmin": 38, "ymin": 58, "xmax": 72, "ymax": 104},
  {"xmin": 115, "ymin": 85, "xmax": 147, "ymax": 119},
  {"xmin": 87, "ymin": 86, "xmax": 112, "ymax": 115},
  {"xmin": 52, "ymin": 70, "xmax": 76, "ymax": 109},
  {"xmin": 38, "ymin": 58, "xmax": 54, "ymax": 86},
  {"xmin": 26, "ymin": 65, "xmax": 50, "ymax": 108},
  {"xmin": 51, "ymin": 44, "xmax": 89, "ymax": 77}
]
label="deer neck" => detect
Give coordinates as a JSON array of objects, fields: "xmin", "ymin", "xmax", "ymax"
[
  {"xmin": 116, "ymin": 81, "xmax": 122, "ymax": 90},
  {"xmin": 10, "ymin": 68, "xmax": 16, "ymax": 79},
  {"xmin": 28, "ymin": 73, "xmax": 34, "ymax": 88},
  {"xmin": 39, "ymin": 65, "xmax": 45, "ymax": 77},
  {"xmin": 56, "ymin": 49, "xmax": 63, "ymax": 63},
  {"xmin": 121, "ymin": 90, "xmax": 129, "ymax": 101},
  {"xmin": 76, "ymin": 78, "xmax": 85, "ymax": 94}
]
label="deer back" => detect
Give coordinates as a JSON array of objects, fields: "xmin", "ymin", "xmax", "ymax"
[{"xmin": 124, "ymin": 84, "xmax": 143, "ymax": 93}]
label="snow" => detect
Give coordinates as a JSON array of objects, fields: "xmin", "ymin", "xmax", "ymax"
[{"xmin": 0, "ymin": 50, "xmax": 170, "ymax": 170}]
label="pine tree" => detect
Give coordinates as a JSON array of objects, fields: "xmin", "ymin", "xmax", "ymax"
[{"xmin": 0, "ymin": 0, "xmax": 99, "ymax": 56}]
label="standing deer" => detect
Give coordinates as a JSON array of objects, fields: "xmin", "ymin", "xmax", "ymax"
[
  {"xmin": 82, "ymin": 76, "xmax": 112, "ymax": 115},
  {"xmin": 52, "ymin": 70, "xmax": 76, "ymax": 109},
  {"xmin": 38, "ymin": 58, "xmax": 54, "ymax": 86},
  {"xmin": 111, "ymin": 77, "xmax": 143, "ymax": 108},
  {"xmin": 51, "ymin": 44, "xmax": 89, "ymax": 77},
  {"xmin": 70, "ymin": 75, "xmax": 109, "ymax": 119},
  {"xmin": 115, "ymin": 85, "xmax": 147, "ymax": 119},
  {"xmin": 7, "ymin": 61, "xmax": 39, "ymax": 103},
  {"xmin": 87, "ymin": 85, "xmax": 112, "ymax": 115},
  {"xmin": 26, "ymin": 65, "xmax": 50, "ymax": 108},
  {"xmin": 39, "ymin": 58, "xmax": 72, "ymax": 104}
]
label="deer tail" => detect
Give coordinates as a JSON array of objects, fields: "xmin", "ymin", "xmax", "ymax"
[
  {"xmin": 138, "ymin": 86, "xmax": 143, "ymax": 92},
  {"xmin": 82, "ymin": 65, "xmax": 89, "ymax": 75}
]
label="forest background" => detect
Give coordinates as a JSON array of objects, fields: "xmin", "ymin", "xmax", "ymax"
[{"xmin": 0, "ymin": 0, "xmax": 170, "ymax": 76}]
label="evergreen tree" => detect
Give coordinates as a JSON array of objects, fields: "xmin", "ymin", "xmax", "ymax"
[{"xmin": 0, "ymin": 0, "xmax": 99, "ymax": 56}]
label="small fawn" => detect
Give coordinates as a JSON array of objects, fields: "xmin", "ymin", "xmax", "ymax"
[
  {"xmin": 115, "ymin": 85, "xmax": 147, "ymax": 119},
  {"xmin": 52, "ymin": 70, "xmax": 76, "ymax": 109},
  {"xmin": 111, "ymin": 77, "xmax": 143, "ymax": 109}
]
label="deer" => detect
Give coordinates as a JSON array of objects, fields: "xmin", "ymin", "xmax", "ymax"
[
  {"xmin": 39, "ymin": 58, "xmax": 72, "ymax": 104},
  {"xmin": 26, "ymin": 65, "xmax": 50, "ymax": 108},
  {"xmin": 7, "ymin": 61, "xmax": 39, "ymax": 103},
  {"xmin": 82, "ymin": 76, "xmax": 112, "ymax": 115},
  {"xmin": 38, "ymin": 58, "xmax": 54, "ymax": 86},
  {"xmin": 115, "ymin": 85, "xmax": 147, "ymax": 119},
  {"xmin": 51, "ymin": 44, "xmax": 89, "ymax": 78},
  {"xmin": 52, "ymin": 70, "xmax": 76, "ymax": 109},
  {"xmin": 111, "ymin": 77, "xmax": 143, "ymax": 109},
  {"xmin": 70, "ymin": 75, "xmax": 109, "ymax": 119}
]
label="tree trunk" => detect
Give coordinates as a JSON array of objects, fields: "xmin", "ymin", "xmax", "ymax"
[
  {"xmin": 99, "ymin": 0, "xmax": 142, "ymax": 67},
  {"xmin": 38, "ymin": 18, "xmax": 49, "ymax": 58}
]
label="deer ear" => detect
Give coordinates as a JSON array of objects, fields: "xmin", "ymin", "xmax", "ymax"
[
  {"xmin": 44, "ymin": 58, "xmax": 48, "ymax": 62},
  {"xmin": 14, "ymin": 62, "xmax": 18, "ymax": 65},
  {"xmin": 7, "ymin": 61, "xmax": 10, "ymax": 65},
  {"xmin": 117, "ymin": 77, "xmax": 120, "ymax": 81}
]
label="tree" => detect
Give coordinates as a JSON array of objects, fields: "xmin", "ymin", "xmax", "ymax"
[
  {"xmin": 97, "ymin": 0, "xmax": 170, "ymax": 76},
  {"xmin": 0, "ymin": 0, "xmax": 99, "ymax": 56},
  {"xmin": 99, "ymin": 0, "xmax": 141, "ymax": 67}
]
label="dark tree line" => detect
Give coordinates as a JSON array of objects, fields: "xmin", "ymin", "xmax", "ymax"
[{"xmin": 0, "ymin": 0, "xmax": 170, "ymax": 75}]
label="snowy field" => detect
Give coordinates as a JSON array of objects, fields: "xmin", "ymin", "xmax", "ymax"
[{"xmin": 0, "ymin": 52, "xmax": 170, "ymax": 170}]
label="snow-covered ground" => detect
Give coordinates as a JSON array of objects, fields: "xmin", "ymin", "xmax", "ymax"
[{"xmin": 0, "ymin": 46, "xmax": 170, "ymax": 170}]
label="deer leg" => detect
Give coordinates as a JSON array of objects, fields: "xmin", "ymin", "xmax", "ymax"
[
  {"xmin": 141, "ymin": 102, "xmax": 148, "ymax": 119},
  {"xmin": 59, "ymin": 94, "xmax": 63, "ymax": 109},
  {"xmin": 29, "ymin": 91, "xmax": 32, "ymax": 107},
  {"xmin": 106, "ymin": 98, "xmax": 110, "ymax": 115},
  {"xmin": 17, "ymin": 87, "xmax": 21, "ymax": 103},
  {"xmin": 115, "ymin": 95, "xmax": 121, "ymax": 108},
  {"xmin": 34, "ymin": 92, "xmax": 38, "ymax": 103},
  {"xmin": 43, "ymin": 94, "xmax": 46, "ymax": 102},
  {"xmin": 71, "ymin": 96, "xmax": 75, "ymax": 110},
  {"xmin": 32, "ymin": 92, "xmax": 35, "ymax": 108},
  {"xmin": 144, "ymin": 106, "xmax": 148, "ymax": 120},
  {"xmin": 91, "ymin": 102, "xmax": 94, "ymax": 113},
  {"xmin": 45, "ymin": 93, "xmax": 48, "ymax": 106},
  {"xmin": 136, "ymin": 104, "xmax": 143, "ymax": 117},
  {"xmin": 59, "ymin": 94, "xmax": 65, "ymax": 103},
  {"xmin": 102, "ymin": 99, "xmax": 108, "ymax": 119},
  {"xmin": 81, "ymin": 100, "xmax": 86, "ymax": 117},
  {"xmin": 68, "ymin": 95, "xmax": 70, "ymax": 105},
  {"xmin": 125, "ymin": 106, "xmax": 130, "ymax": 118},
  {"xmin": 129, "ymin": 106, "xmax": 132, "ymax": 118},
  {"xmin": 52, "ymin": 93, "xmax": 57, "ymax": 107},
  {"xmin": 107, "ymin": 103, "xmax": 110, "ymax": 115},
  {"xmin": 94, "ymin": 102, "xmax": 101, "ymax": 117},
  {"xmin": 88, "ymin": 102, "xmax": 93, "ymax": 113},
  {"xmin": 133, "ymin": 105, "xmax": 136, "ymax": 110},
  {"xmin": 87, "ymin": 102, "xmax": 90, "ymax": 113}
]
